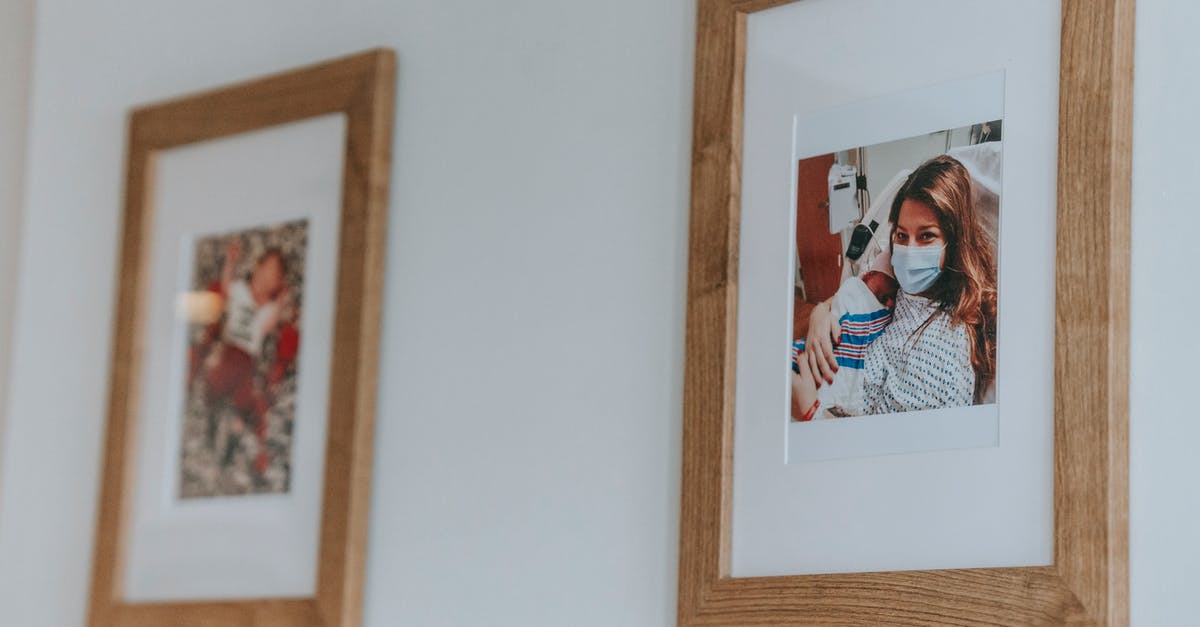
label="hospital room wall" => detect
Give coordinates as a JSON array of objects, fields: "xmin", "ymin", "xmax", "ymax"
[
  {"xmin": 0, "ymin": 0, "xmax": 1193, "ymax": 625},
  {"xmin": 860, "ymin": 125, "xmax": 976, "ymax": 203},
  {"xmin": 862, "ymin": 132, "xmax": 954, "ymax": 201}
]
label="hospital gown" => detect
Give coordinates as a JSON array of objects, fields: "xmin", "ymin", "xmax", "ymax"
[{"xmin": 848, "ymin": 290, "xmax": 976, "ymax": 416}]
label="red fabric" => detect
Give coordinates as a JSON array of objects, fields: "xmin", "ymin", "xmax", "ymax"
[
  {"xmin": 205, "ymin": 345, "xmax": 273, "ymax": 476},
  {"xmin": 187, "ymin": 281, "xmax": 228, "ymax": 385},
  {"xmin": 204, "ymin": 346, "xmax": 267, "ymax": 418},
  {"xmin": 190, "ymin": 277, "xmax": 300, "ymax": 478},
  {"xmin": 270, "ymin": 322, "xmax": 300, "ymax": 384}
]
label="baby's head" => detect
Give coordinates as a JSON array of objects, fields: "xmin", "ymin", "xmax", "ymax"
[
  {"xmin": 249, "ymin": 248, "xmax": 288, "ymax": 304},
  {"xmin": 861, "ymin": 270, "xmax": 899, "ymax": 309}
]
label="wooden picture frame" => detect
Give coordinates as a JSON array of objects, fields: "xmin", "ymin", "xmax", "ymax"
[
  {"xmin": 87, "ymin": 49, "xmax": 395, "ymax": 627},
  {"xmin": 678, "ymin": 1, "xmax": 1131, "ymax": 625}
]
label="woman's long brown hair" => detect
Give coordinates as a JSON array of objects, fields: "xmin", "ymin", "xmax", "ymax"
[{"xmin": 888, "ymin": 154, "xmax": 998, "ymax": 399}]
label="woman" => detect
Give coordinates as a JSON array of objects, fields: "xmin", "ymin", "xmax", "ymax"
[{"xmin": 792, "ymin": 154, "xmax": 997, "ymax": 419}]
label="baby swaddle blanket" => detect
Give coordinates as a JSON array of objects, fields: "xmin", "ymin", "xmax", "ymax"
[{"xmin": 792, "ymin": 277, "xmax": 891, "ymax": 418}]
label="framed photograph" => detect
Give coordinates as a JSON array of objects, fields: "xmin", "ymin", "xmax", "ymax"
[
  {"xmin": 784, "ymin": 73, "xmax": 1004, "ymax": 463},
  {"xmin": 88, "ymin": 49, "xmax": 395, "ymax": 627},
  {"xmin": 678, "ymin": 1, "xmax": 1131, "ymax": 625}
]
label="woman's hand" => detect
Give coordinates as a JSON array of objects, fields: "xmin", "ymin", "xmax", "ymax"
[
  {"xmin": 805, "ymin": 299, "xmax": 840, "ymax": 384},
  {"xmin": 790, "ymin": 356, "xmax": 820, "ymax": 420}
]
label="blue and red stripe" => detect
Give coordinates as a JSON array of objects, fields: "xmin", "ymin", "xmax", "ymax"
[{"xmin": 791, "ymin": 308, "xmax": 891, "ymax": 372}]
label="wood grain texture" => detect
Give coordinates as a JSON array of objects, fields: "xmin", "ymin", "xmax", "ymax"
[
  {"xmin": 677, "ymin": 1, "xmax": 1133, "ymax": 625},
  {"xmin": 1055, "ymin": 0, "xmax": 1133, "ymax": 624},
  {"xmin": 108, "ymin": 599, "xmax": 322, "ymax": 627},
  {"xmin": 679, "ymin": 1, "xmax": 742, "ymax": 617},
  {"xmin": 88, "ymin": 49, "xmax": 396, "ymax": 627}
]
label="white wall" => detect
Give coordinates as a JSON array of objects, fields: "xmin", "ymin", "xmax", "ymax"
[
  {"xmin": 0, "ymin": 0, "xmax": 1194, "ymax": 625},
  {"xmin": 0, "ymin": 0, "xmax": 35, "ymax": 467},
  {"xmin": 1129, "ymin": 2, "xmax": 1200, "ymax": 625},
  {"xmin": 0, "ymin": 1, "xmax": 692, "ymax": 625}
]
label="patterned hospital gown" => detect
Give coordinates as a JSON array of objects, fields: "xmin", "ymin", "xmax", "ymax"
[{"xmin": 845, "ymin": 291, "xmax": 975, "ymax": 416}]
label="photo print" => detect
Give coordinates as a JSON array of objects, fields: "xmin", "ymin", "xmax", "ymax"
[
  {"xmin": 789, "ymin": 122, "xmax": 1001, "ymax": 425},
  {"xmin": 178, "ymin": 219, "xmax": 309, "ymax": 498}
]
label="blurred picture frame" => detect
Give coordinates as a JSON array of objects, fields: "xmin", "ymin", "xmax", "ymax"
[
  {"xmin": 677, "ymin": 1, "xmax": 1131, "ymax": 625},
  {"xmin": 88, "ymin": 49, "xmax": 394, "ymax": 627}
]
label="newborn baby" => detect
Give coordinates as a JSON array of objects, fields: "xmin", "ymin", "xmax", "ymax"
[{"xmin": 791, "ymin": 270, "xmax": 898, "ymax": 420}]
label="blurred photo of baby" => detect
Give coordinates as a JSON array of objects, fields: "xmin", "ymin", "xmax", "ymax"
[{"xmin": 183, "ymin": 224, "xmax": 304, "ymax": 497}]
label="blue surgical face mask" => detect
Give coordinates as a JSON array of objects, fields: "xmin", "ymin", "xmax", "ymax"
[{"xmin": 891, "ymin": 243, "xmax": 945, "ymax": 294}]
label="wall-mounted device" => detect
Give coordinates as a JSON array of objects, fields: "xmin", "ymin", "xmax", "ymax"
[
  {"xmin": 827, "ymin": 163, "xmax": 859, "ymax": 233},
  {"xmin": 845, "ymin": 220, "xmax": 878, "ymax": 261}
]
